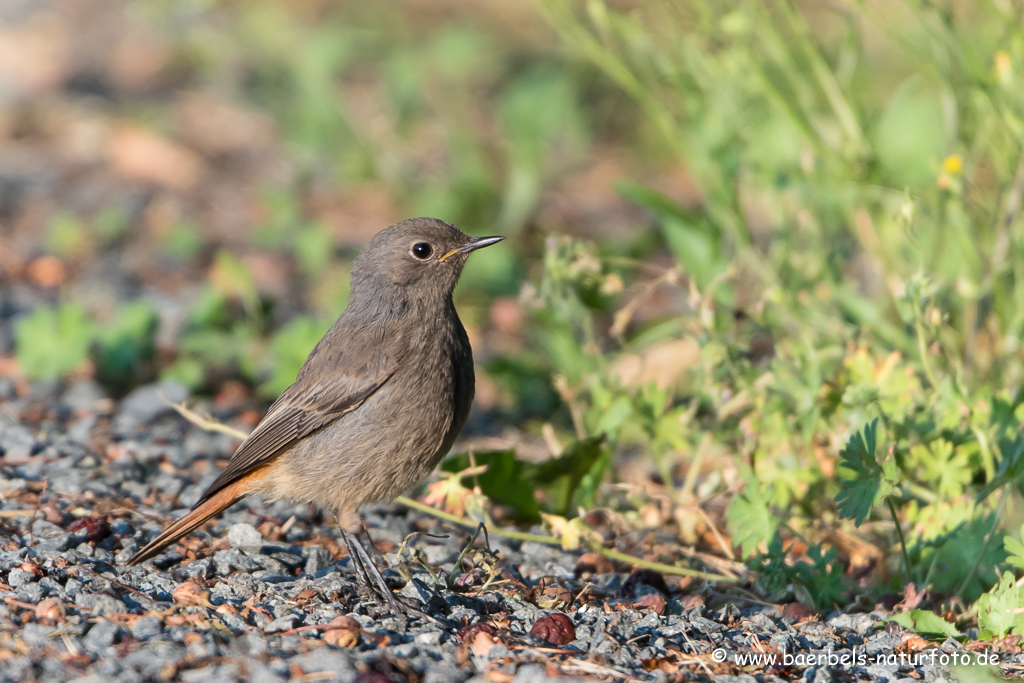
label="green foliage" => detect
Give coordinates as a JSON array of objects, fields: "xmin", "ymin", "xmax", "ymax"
[
  {"xmin": 886, "ymin": 610, "xmax": 961, "ymax": 639},
  {"xmin": 873, "ymin": 80, "xmax": 947, "ymax": 187},
  {"xmin": 726, "ymin": 477, "xmax": 778, "ymax": 558},
  {"xmin": 1005, "ymin": 524, "xmax": 1024, "ymax": 572},
  {"xmin": 442, "ymin": 437, "xmax": 607, "ymax": 521},
  {"xmin": 442, "ymin": 450, "xmax": 539, "ymax": 521},
  {"xmin": 977, "ymin": 572, "xmax": 1024, "ymax": 638},
  {"xmin": 946, "ymin": 665, "xmax": 1006, "ymax": 683},
  {"xmin": 756, "ymin": 536, "xmax": 844, "ymax": 610},
  {"xmin": 46, "ymin": 211, "xmax": 89, "ymax": 257},
  {"xmin": 91, "ymin": 207, "xmax": 130, "ymax": 243},
  {"xmin": 26, "ymin": 0, "xmax": 1024, "ymax": 626},
  {"xmin": 15, "ymin": 304, "xmax": 96, "ymax": 380},
  {"xmin": 497, "ymin": 67, "xmax": 589, "ymax": 233},
  {"xmin": 160, "ymin": 221, "xmax": 204, "ymax": 261},
  {"xmin": 294, "ymin": 222, "xmax": 334, "ymax": 276},
  {"xmin": 835, "ymin": 419, "xmax": 898, "ymax": 526},
  {"xmin": 15, "ymin": 302, "xmax": 158, "ymax": 389},
  {"xmin": 95, "ymin": 303, "xmax": 158, "ymax": 389}
]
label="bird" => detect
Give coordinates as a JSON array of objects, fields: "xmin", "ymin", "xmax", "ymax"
[{"xmin": 126, "ymin": 217, "xmax": 504, "ymax": 624}]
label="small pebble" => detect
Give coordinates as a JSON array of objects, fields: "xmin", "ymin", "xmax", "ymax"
[{"xmin": 227, "ymin": 523, "xmax": 263, "ymax": 552}]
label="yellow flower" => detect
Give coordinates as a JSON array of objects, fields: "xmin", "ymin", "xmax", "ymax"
[{"xmin": 942, "ymin": 154, "xmax": 963, "ymax": 175}]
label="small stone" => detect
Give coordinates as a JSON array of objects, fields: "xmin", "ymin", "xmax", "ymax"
[
  {"xmin": 399, "ymin": 578, "xmax": 432, "ymax": 604},
  {"xmin": 83, "ymin": 620, "xmax": 122, "ymax": 653},
  {"xmin": 215, "ymin": 548, "xmax": 261, "ymax": 575},
  {"xmin": 228, "ymin": 523, "xmax": 263, "ymax": 553},
  {"xmin": 301, "ymin": 548, "xmax": 333, "ymax": 577},
  {"xmin": 111, "ymin": 519, "xmax": 135, "ymax": 537},
  {"xmin": 118, "ymin": 381, "xmax": 188, "ymax": 425},
  {"xmin": 131, "ymin": 616, "xmax": 164, "ymax": 640},
  {"xmin": 248, "ymin": 663, "xmax": 286, "ymax": 683},
  {"xmin": 77, "ymin": 593, "xmax": 126, "ymax": 616},
  {"xmin": 415, "ymin": 631, "xmax": 442, "ymax": 646},
  {"xmin": 61, "ymin": 380, "xmax": 108, "ymax": 413},
  {"xmin": 423, "ymin": 668, "xmax": 467, "ymax": 683},
  {"xmin": 20, "ymin": 623, "xmax": 55, "ymax": 650},
  {"xmin": 32, "ymin": 533, "xmax": 73, "ymax": 553},
  {"xmin": 7, "ymin": 568, "xmax": 35, "ymax": 588},
  {"xmin": 267, "ymin": 551, "xmax": 304, "ymax": 569},
  {"xmin": 828, "ymin": 612, "xmax": 877, "ymax": 635},
  {"xmin": 182, "ymin": 558, "xmax": 214, "ymax": 579},
  {"xmin": 304, "ymin": 546, "xmax": 334, "ymax": 575},
  {"xmin": 264, "ymin": 617, "xmax": 295, "ymax": 633}
]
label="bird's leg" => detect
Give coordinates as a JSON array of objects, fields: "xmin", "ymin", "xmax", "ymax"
[
  {"xmin": 340, "ymin": 529, "xmax": 375, "ymax": 597},
  {"xmin": 341, "ymin": 529, "xmax": 405, "ymax": 626},
  {"xmin": 341, "ymin": 529, "xmax": 443, "ymax": 628}
]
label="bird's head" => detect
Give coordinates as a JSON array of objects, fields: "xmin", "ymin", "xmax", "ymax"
[{"xmin": 351, "ymin": 217, "xmax": 504, "ymax": 302}]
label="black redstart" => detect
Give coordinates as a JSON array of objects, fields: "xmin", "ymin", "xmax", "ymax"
[{"xmin": 127, "ymin": 217, "xmax": 503, "ymax": 622}]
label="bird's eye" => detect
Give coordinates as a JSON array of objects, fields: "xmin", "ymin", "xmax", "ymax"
[{"xmin": 411, "ymin": 242, "xmax": 433, "ymax": 260}]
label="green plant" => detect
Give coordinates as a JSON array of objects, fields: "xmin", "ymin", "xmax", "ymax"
[
  {"xmin": 15, "ymin": 304, "xmax": 96, "ymax": 380},
  {"xmin": 977, "ymin": 572, "xmax": 1024, "ymax": 638},
  {"xmin": 95, "ymin": 302, "xmax": 159, "ymax": 390}
]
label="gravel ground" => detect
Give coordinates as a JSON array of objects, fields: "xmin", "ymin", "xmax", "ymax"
[{"xmin": 0, "ymin": 378, "xmax": 1016, "ymax": 682}]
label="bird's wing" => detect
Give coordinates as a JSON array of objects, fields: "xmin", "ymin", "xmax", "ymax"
[{"xmin": 193, "ymin": 370, "xmax": 394, "ymax": 508}]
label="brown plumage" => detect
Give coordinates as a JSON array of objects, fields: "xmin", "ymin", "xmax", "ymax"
[{"xmin": 127, "ymin": 218, "xmax": 503, "ymax": 570}]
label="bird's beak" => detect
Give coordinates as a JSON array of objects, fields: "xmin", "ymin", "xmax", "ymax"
[
  {"xmin": 460, "ymin": 235, "xmax": 505, "ymax": 253},
  {"xmin": 439, "ymin": 235, "xmax": 505, "ymax": 262}
]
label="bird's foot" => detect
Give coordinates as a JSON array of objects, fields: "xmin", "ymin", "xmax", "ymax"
[{"xmin": 342, "ymin": 530, "xmax": 444, "ymax": 630}]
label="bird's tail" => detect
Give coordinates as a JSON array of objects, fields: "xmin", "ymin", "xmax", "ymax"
[{"xmin": 126, "ymin": 476, "xmax": 256, "ymax": 566}]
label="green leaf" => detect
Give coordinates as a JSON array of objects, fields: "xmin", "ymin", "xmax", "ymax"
[
  {"xmin": 15, "ymin": 304, "xmax": 96, "ymax": 380},
  {"xmin": 908, "ymin": 440, "xmax": 972, "ymax": 500},
  {"xmin": 442, "ymin": 450, "xmax": 540, "ymax": 521},
  {"xmin": 442, "ymin": 437, "xmax": 607, "ymax": 521},
  {"xmin": 873, "ymin": 78, "xmax": 946, "ymax": 188},
  {"xmin": 835, "ymin": 419, "xmax": 896, "ymax": 526},
  {"xmin": 94, "ymin": 302, "xmax": 158, "ymax": 388},
  {"xmin": 615, "ymin": 181, "xmax": 703, "ymax": 224},
  {"xmin": 886, "ymin": 610, "xmax": 961, "ymax": 638},
  {"xmin": 946, "ymin": 665, "xmax": 1006, "ymax": 683},
  {"xmin": 726, "ymin": 477, "xmax": 778, "ymax": 557},
  {"xmin": 661, "ymin": 216, "xmax": 725, "ymax": 290},
  {"xmin": 799, "ymin": 545, "xmax": 845, "ymax": 609},
  {"xmin": 977, "ymin": 571, "xmax": 1024, "ymax": 638},
  {"xmin": 294, "ymin": 222, "xmax": 334, "ymax": 276},
  {"xmin": 534, "ymin": 437, "xmax": 606, "ymax": 515},
  {"xmin": 1006, "ymin": 525, "xmax": 1024, "ymax": 572}
]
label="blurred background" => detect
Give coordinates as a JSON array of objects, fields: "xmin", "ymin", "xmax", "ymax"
[{"xmin": 3, "ymin": 0, "xmax": 1024, "ymax": 617}]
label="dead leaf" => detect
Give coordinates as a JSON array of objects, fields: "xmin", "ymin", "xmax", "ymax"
[
  {"xmin": 633, "ymin": 593, "xmax": 667, "ymax": 615},
  {"xmin": 896, "ymin": 634, "xmax": 932, "ymax": 654},
  {"xmin": 574, "ymin": 551, "xmax": 615, "ymax": 579},
  {"xmin": 35, "ymin": 597, "xmax": 63, "ymax": 624},
  {"xmin": 26, "ymin": 256, "xmax": 64, "ymax": 287},
  {"xmin": 611, "ymin": 338, "xmax": 700, "ymax": 389},
  {"xmin": 174, "ymin": 93, "xmax": 274, "ymax": 155},
  {"xmin": 107, "ymin": 125, "xmax": 202, "ymax": 190},
  {"xmin": 470, "ymin": 630, "xmax": 498, "ymax": 659},
  {"xmin": 0, "ymin": 14, "xmax": 68, "ymax": 97},
  {"xmin": 900, "ymin": 582, "xmax": 926, "ymax": 611},
  {"xmin": 108, "ymin": 28, "xmax": 169, "ymax": 90},
  {"xmin": 323, "ymin": 628, "xmax": 359, "ymax": 648},
  {"xmin": 172, "ymin": 582, "xmax": 212, "ymax": 607}
]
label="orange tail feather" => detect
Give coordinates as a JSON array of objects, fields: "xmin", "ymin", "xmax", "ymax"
[{"xmin": 126, "ymin": 474, "xmax": 260, "ymax": 566}]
